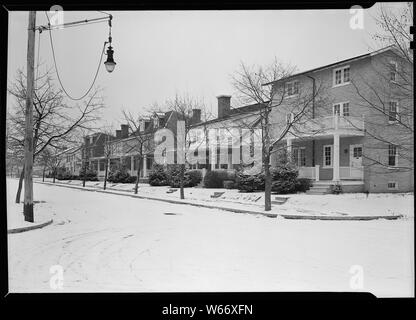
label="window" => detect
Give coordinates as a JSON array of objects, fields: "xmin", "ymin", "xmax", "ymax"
[
  {"xmin": 285, "ymin": 81, "xmax": 299, "ymax": 97},
  {"xmin": 387, "ymin": 181, "xmax": 398, "ymax": 190},
  {"xmin": 323, "ymin": 145, "xmax": 332, "ymax": 167},
  {"xmin": 333, "ymin": 102, "xmax": 350, "ymax": 116},
  {"xmin": 342, "ymin": 102, "xmax": 350, "ymax": 116},
  {"xmin": 388, "ymin": 144, "xmax": 398, "ymax": 166},
  {"xmin": 299, "ymin": 148, "xmax": 306, "ymax": 166},
  {"xmin": 286, "ymin": 113, "xmax": 294, "ymax": 124},
  {"xmin": 353, "ymin": 146, "xmax": 362, "ymax": 158},
  {"xmin": 389, "ymin": 101, "xmax": 399, "ymax": 122},
  {"xmin": 389, "ymin": 61, "xmax": 397, "ymax": 81},
  {"xmin": 333, "ymin": 66, "xmax": 350, "ymax": 86}
]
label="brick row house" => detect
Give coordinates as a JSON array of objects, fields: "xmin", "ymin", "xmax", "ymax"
[
  {"xmin": 267, "ymin": 45, "xmax": 413, "ymax": 192},
  {"xmin": 57, "ymin": 46, "xmax": 413, "ymax": 193}
]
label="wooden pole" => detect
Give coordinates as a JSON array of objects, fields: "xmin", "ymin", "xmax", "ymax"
[{"xmin": 23, "ymin": 11, "xmax": 36, "ymax": 222}]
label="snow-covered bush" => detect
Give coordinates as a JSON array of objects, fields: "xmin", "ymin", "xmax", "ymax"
[
  {"xmin": 203, "ymin": 170, "xmax": 234, "ymax": 188},
  {"xmin": 149, "ymin": 164, "xmax": 169, "ymax": 186},
  {"xmin": 187, "ymin": 170, "xmax": 203, "ymax": 186},
  {"xmin": 79, "ymin": 169, "xmax": 98, "ymax": 181}
]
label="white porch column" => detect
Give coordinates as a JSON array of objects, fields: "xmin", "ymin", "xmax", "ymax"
[
  {"xmin": 287, "ymin": 138, "xmax": 292, "ymax": 162},
  {"xmin": 143, "ymin": 155, "xmax": 147, "ymax": 177},
  {"xmin": 315, "ymin": 165, "xmax": 320, "ymax": 182},
  {"xmin": 333, "ymin": 133, "xmax": 340, "ymax": 182}
]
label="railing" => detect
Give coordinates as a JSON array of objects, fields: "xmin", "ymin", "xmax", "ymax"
[
  {"xmin": 340, "ymin": 166, "xmax": 364, "ymax": 180},
  {"xmin": 298, "ymin": 166, "xmax": 316, "ymax": 179},
  {"xmin": 294, "ymin": 115, "xmax": 365, "ymax": 137}
]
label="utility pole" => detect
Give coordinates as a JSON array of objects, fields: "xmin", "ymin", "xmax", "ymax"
[{"xmin": 23, "ymin": 11, "xmax": 36, "ymax": 222}]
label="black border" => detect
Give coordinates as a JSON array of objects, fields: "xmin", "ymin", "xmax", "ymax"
[{"xmin": 1, "ymin": 0, "xmax": 414, "ymax": 315}]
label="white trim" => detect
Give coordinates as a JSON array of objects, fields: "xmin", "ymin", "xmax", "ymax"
[
  {"xmin": 323, "ymin": 144, "xmax": 333, "ymax": 167},
  {"xmin": 349, "ymin": 144, "xmax": 363, "ymax": 167},
  {"xmin": 332, "ymin": 65, "xmax": 351, "ymax": 87}
]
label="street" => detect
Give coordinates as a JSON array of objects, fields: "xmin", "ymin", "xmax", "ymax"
[{"xmin": 7, "ymin": 180, "xmax": 414, "ymax": 296}]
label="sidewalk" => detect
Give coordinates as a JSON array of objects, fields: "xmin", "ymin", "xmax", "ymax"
[
  {"xmin": 31, "ymin": 178, "xmax": 412, "ymax": 221},
  {"xmin": 7, "ymin": 200, "xmax": 53, "ymax": 233}
]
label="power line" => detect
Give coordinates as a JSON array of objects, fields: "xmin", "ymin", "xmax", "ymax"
[{"xmin": 44, "ymin": 11, "xmax": 106, "ymax": 101}]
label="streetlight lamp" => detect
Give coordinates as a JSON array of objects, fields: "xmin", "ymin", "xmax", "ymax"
[
  {"xmin": 104, "ymin": 44, "xmax": 116, "ymax": 73},
  {"xmin": 104, "ymin": 15, "xmax": 116, "ymax": 73}
]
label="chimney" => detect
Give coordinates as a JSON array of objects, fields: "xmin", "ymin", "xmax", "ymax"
[
  {"xmin": 191, "ymin": 109, "xmax": 201, "ymax": 124},
  {"xmin": 121, "ymin": 124, "xmax": 129, "ymax": 138},
  {"xmin": 116, "ymin": 130, "xmax": 122, "ymax": 139},
  {"xmin": 217, "ymin": 95, "xmax": 231, "ymax": 118}
]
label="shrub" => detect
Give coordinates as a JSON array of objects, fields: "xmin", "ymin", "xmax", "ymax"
[
  {"xmin": 203, "ymin": 170, "xmax": 234, "ymax": 188},
  {"xmin": 79, "ymin": 169, "xmax": 98, "ymax": 181},
  {"xmin": 236, "ymin": 171, "xmax": 265, "ymax": 192},
  {"xmin": 271, "ymin": 180, "xmax": 296, "ymax": 194},
  {"xmin": 57, "ymin": 171, "xmax": 72, "ymax": 180},
  {"xmin": 149, "ymin": 164, "xmax": 169, "ymax": 186},
  {"xmin": 223, "ymin": 180, "xmax": 236, "ymax": 189},
  {"xmin": 295, "ymin": 178, "xmax": 312, "ymax": 192},
  {"xmin": 166, "ymin": 165, "xmax": 198, "ymax": 188},
  {"xmin": 187, "ymin": 170, "xmax": 203, "ymax": 187}
]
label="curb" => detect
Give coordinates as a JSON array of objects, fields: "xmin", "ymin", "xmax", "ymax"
[
  {"xmin": 33, "ymin": 180, "xmax": 404, "ymax": 221},
  {"xmin": 8, "ymin": 218, "xmax": 54, "ymax": 234}
]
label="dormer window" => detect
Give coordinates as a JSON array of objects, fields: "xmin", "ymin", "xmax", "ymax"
[
  {"xmin": 333, "ymin": 66, "xmax": 350, "ymax": 86},
  {"xmin": 153, "ymin": 116, "xmax": 159, "ymax": 128},
  {"xmin": 145, "ymin": 120, "xmax": 151, "ymax": 130},
  {"xmin": 285, "ymin": 80, "xmax": 299, "ymax": 97}
]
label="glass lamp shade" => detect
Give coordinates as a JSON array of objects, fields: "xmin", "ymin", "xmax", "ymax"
[
  {"xmin": 104, "ymin": 46, "xmax": 116, "ymax": 73},
  {"xmin": 104, "ymin": 61, "xmax": 116, "ymax": 73}
]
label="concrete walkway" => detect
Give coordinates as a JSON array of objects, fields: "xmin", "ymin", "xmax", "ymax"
[{"xmin": 32, "ymin": 180, "xmax": 404, "ymax": 221}]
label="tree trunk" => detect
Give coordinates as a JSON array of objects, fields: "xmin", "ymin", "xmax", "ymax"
[
  {"xmin": 53, "ymin": 168, "xmax": 56, "ymax": 183},
  {"xmin": 42, "ymin": 165, "xmax": 46, "ymax": 182},
  {"xmin": 15, "ymin": 166, "xmax": 25, "ymax": 204},
  {"xmin": 179, "ymin": 163, "xmax": 185, "ymax": 200},
  {"xmin": 264, "ymin": 155, "xmax": 272, "ymax": 211},
  {"xmin": 134, "ymin": 157, "xmax": 141, "ymax": 194},
  {"xmin": 82, "ymin": 161, "xmax": 87, "ymax": 187},
  {"xmin": 104, "ymin": 158, "xmax": 109, "ymax": 190}
]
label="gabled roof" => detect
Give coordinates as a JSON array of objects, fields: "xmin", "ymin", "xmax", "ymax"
[
  {"xmin": 262, "ymin": 45, "xmax": 397, "ymax": 86},
  {"xmin": 190, "ymin": 102, "xmax": 265, "ymax": 128}
]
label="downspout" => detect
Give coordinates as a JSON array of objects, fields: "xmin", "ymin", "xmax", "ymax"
[{"xmin": 306, "ymin": 75, "xmax": 316, "ymax": 167}]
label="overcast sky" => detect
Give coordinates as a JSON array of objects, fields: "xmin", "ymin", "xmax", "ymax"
[{"xmin": 7, "ymin": 4, "xmax": 404, "ymax": 127}]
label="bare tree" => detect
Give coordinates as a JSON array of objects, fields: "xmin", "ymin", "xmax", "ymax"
[
  {"xmin": 122, "ymin": 111, "xmax": 155, "ymax": 194},
  {"xmin": 166, "ymin": 94, "xmax": 206, "ymax": 200},
  {"xmin": 232, "ymin": 59, "xmax": 322, "ymax": 211},
  {"xmin": 349, "ymin": 3, "xmax": 414, "ymax": 174},
  {"xmin": 101, "ymin": 126, "xmax": 117, "ymax": 191},
  {"xmin": 36, "ymin": 147, "xmax": 53, "ymax": 182},
  {"xmin": 7, "ymin": 68, "xmax": 104, "ymax": 202}
]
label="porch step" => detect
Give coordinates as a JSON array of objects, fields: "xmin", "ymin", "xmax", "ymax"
[{"xmin": 306, "ymin": 184, "xmax": 332, "ymax": 195}]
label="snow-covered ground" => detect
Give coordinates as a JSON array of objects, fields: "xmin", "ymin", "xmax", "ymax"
[
  {"xmin": 34, "ymin": 178, "xmax": 413, "ymax": 218},
  {"xmin": 7, "ymin": 179, "xmax": 414, "ymax": 296}
]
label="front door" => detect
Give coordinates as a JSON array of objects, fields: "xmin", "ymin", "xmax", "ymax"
[
  {"xmin": 350, "ymin": 144, "xmax": 363, "ymax": 167},
  {"xmin": 349, "ymin": 144, "xmax": 363, "ymax": 179}
]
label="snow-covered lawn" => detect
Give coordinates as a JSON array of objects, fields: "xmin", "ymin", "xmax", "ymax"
[
  {"xmin": 7, "ymin": 179, "xmax": 414, "ymax": 296},
  {"xmin": 34, "ymin": 178, "xmax": 414, "ymax": 218}
]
